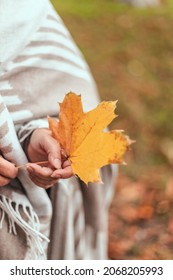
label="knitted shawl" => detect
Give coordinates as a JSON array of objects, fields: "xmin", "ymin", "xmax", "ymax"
[{"xmin": 0, "ymin": 0, "xmax": 117, "ymax": 259}]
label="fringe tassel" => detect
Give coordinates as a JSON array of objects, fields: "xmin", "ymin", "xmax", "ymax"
[{"xmin": 0, "ymin": 195, "xmax": 49, "ymax": 259}]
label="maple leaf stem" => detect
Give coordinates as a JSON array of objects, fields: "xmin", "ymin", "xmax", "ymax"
[{"xmin": 17, "ymin": 160, "xmax": 49, "ymax": 169}]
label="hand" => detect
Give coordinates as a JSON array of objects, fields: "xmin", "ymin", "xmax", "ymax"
[
  {"xmin": 26, "ymin": 128, "xmax": 73, "ymax": 188},
  {"xmin": 0, "ymin": 156, "xmax": 18, "ymax": 187}
]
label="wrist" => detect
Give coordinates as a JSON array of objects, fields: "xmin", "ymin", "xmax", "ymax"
[
  {"xmin": 22, "ymin": 130, "xmax": 35, "ymax": 161},
  {"xmin": 27, "ymin": 139, "xmax": 37, "ymax": 162}
]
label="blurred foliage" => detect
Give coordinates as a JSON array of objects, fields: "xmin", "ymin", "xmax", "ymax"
[{"xmin": 51, "ymin": 0, "xmax": 173, "ymax": 259}]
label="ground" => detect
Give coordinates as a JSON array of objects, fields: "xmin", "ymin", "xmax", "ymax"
[{"xmin": 51, "ymin": 0, "xmax": 173, "ymax": 259}]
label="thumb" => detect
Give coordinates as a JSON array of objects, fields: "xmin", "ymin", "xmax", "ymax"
[{"xmin": 43, "ymin": 136, "xmax": 62, "ymax": 169}]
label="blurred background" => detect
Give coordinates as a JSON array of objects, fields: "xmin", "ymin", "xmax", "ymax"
[{"xmin": 51, "ymin": 0, "xmax": 173, "ymax": 259}]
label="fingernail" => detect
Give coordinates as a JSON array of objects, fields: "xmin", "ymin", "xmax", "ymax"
[
  {"xmin": 26, "ymin": 166, "xmax": 34, "ymax": 173},
  {"xmin": 53, "ymin": 159, "xmax": 61, "ymax": 169},
  {"xmin": 51, "ymin": 173, "xmax": 61, "ymax": 179}
]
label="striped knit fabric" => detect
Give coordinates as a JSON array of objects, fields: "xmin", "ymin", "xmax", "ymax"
[
  {"xmin": 0, "ymin": 1, "xmax": 117, "ymax": 259},
  {"xmin": 0, "ymin": 3, "xmax": 100, "ymax": 124}
]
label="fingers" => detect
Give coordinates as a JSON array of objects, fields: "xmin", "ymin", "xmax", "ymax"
[
  {"xmin": 62, "ymin": 159, "xmax": 71, "ymax": 168},
  {"xmin": 0, "ymin": 156, "xmax": 18, "ymax": 187},
  {"xmin": 41, "ymin": 136, "xmax": 62, "ymax": 169},
  {"xmin": 27, "ymin": 160, "xmax": 73, "ymax": 188},
  {"xmin": 28, "ymin": 172, "xmax": 58, "ymax": 188},
  {"xmin": 27, "ymin": 163, "xmax": 53, "ymax": 177},
  {"xmin": 26, "ymin": 127, "xmax": 74, "ymax": 188},
  {"xmin": 0, "ymin": 176, "xmax": 11, "ymax": 187},
  {"xmin": 51, "ymin": 160, "xmax": 73, "ymax": 179},
  {"xmin": 27, "ymin": 128, "xmax": 62, "ymax": 169},
  {"xmin": 0, "ymin": 156, "xmax": 18, "ymax": 179},
  {"xmin": 27, "ymin": 164, "xmax": 59, "ymax": 189},
  {"xmin": 48, "ymin": 155, "xmax": 61, "ymax": 170}
]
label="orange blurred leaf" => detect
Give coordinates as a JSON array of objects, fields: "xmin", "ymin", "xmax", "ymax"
[{"xmin": 138, "ymin": 205, "xmax": 154, "ymax": 220}]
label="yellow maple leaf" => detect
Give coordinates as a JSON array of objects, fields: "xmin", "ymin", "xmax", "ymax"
[{"xmin": 48, "ymin": 92, "xmax": 131, "ymax": 184}]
